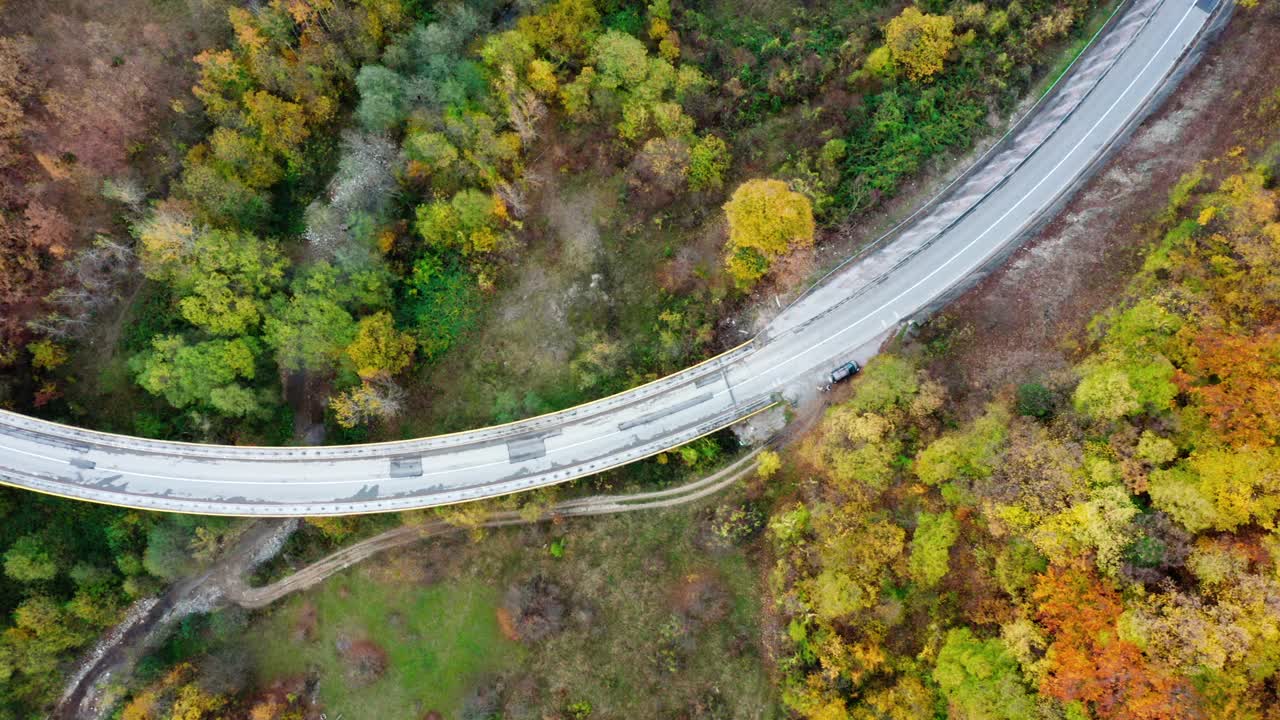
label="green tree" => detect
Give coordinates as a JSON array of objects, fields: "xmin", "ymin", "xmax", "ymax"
[
  {"xmin": 266, "ymin": 281, "xmax": 357, "ymax": 374},
  {"xmin": 265, "ymin": 262, "xmax": 391, "ymax": 374},
  {"xmin": 480, "ymin": 29, "xmax": 535, "ymax": 73},
  {"xmin": 398, "ymin": 253, "xmax": 479, "ymax": 360},
  {"xmin": 1015, "ymin": 382, "xmax": 1054, "ymax": 419},
  {"xmin": 807, "ymin": 505, "xmax": 905, "ymax": 620},
  {"xmin": 1073, "ymin": 364, "xmax": 1142, "ymax": 422},
  {"xmin": 933, "ymin": 628, "xmax": 1036, "ymax": 720},
  {"xmin": 142, "ymin": 519, "xmax": 205, "ymax": 580},
  {"xmin": 355, "ymin": 64, "xmax": 407, "ymax": 131},
  {"xmin": 1030, "ymin": 485, "xmax": 1139, "ymax": 576},
  {"xmin": 130, "ymin": 336, "xmax": 261, "ymax": 415},
  {"xmin": 415, "ymin": 189, "xmax": 507, "ymax": 255},
  {"xmin": 688, "ymin": 135, "xmax": 730, "ymax": 192},
  {"xmin": 1149, "ymin": 447, "xmax": 1280, "ymax": 532},
  {"xmin": 12, "ymin": 595, "xmax": 93, "ymax": 655},
  {"xmin": 915, "ymin": 406, "xmax": 1009, "ymax": 486},
  {"xmin": 849, "ymin": 355, "xmax": 919, "ymax": 413},
  {"xmin": 811, "ymin": 407, "xmax": 900, "ymax": 493},
  {"xmin": 1135, "ymin": 431, "xmax": 1177, "ymax": 466},
  {"xmin": 4, "ymin": 535, "xmax": 58, "ymax": 583},
  {"xmin": 403, "ymin": 129, "xmax": 458, "ymax": 174},
  {"xmin": 561, "ymin": 67, "xmax": 595, "ymax": 120},
  {"xmin": 170, "ymin": 230, "xmax": 287, "ymax": 336},
  {"xmin": 177, "ymin": 155, "xmax": 270, "ymax": 230},
  {"xmin": 592, "ymin": 30, "xmax": 650, "ymax": 90},
  {"xmin": 909, "ymin": 511, "xmax": 960, "ymax": 588}
]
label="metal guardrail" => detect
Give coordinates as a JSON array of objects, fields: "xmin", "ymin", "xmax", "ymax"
[
  {"xmin": 763, "ymin": 0, "xmax": 1151, "ymax": 340},
  {"xmin": 0, "ymin": 0, "xmax": 1228, "ymax": 515}
]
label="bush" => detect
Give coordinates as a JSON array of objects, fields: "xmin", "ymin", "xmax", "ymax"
[
  {"xmin": 1015, "ymin": 382, "xmax": 1054, "ymax": 419},
  {"xmin": 398, "ymin": 253, "xmax": 480, "ymax": 361},
  {"xmin": 710, "ymin": 503, "xmax": 765, "ymax": 545},
  {"xmin": 756, "ymin": 449, "xmax": 782, "ymax": 479}
]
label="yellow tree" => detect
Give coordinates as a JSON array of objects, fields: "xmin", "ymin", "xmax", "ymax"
[
  {"xmin": 723, "ymin": 179, "xmax": 814, "ymax": 287},
  {"xmin": 329, "ymin": 376, "xmax": 407, "ymax": 428},
  {"xmin": 346, "ymin": 311, "xmax": 415, "ymax": 379},
  {"xmin": 756, "ymin": 449, "xmax": 782, "ymax": 479},
  {"xmin": 242, "ymin": 90, "xmax": 310, "ymax": 159},
  {"xmin": 884, "ymin": 7, "xmax": 956, "ymax": 81}
]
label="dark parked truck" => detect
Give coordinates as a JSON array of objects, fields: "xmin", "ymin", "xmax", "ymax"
[{"xmin": 828, "ymin": 360, "xmax": 861, "ymax": 386}]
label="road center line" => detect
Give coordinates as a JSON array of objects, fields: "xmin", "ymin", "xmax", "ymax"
[{"xmin": 0, "ymin": 2, "xmax": 1205, "ymax": 498}]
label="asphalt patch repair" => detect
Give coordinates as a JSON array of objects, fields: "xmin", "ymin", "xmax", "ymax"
[{"xmin": 917, "ymin": 2, "xmax": 1280, "ymax": 409}]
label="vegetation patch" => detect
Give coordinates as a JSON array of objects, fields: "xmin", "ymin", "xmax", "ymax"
[
  {"xmin": 762, "ymin": 125, "xmax": 1280, "ymax": 719},
  {"xmin": 116, "ymin": 491, "xmax": 777, "ymax": 719},
  {"xmin": 248, "ymin": 577, "xmax": 517, "ymax": 719}
]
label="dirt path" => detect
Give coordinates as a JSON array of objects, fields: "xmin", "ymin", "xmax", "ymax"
[
  {"xmin": 54, "ymin": 520, "xmax": 299, "ymax": 720},
  {"xmin": 226, "ymin": 447, "xmax": 767, "ymax": 608},
  {"xmin": 56, "ymin": 450, "xmax": 767, "ymax": 719}
]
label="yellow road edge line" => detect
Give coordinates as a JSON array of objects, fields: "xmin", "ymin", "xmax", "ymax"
[
  {"xmin": 0, "ymin": 337, "xmax": 755, "ymax": 452},
  {"xmin": 0, "ymin": 400, "xmax": 781, "ymax": 517}
]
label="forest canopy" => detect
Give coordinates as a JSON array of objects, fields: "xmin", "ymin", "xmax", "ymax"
[{"xmin": 766, "ymin": 143, "xmax": 1280, "ymax": 719}]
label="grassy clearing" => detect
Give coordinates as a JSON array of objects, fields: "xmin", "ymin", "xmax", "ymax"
[
  {"xmin": 517, "ymin": 509, "xmax": 774, "ymax": 718},
  {"xmin": 236, "ymin": 490, "xmax": 778, "ymax": 718},
  {"xmin": 248, "ymin": 575, "xmax": 519, "ymax": 718},
  {"xmin": 384, "ymin": 163, "xmax": 728, "ymax": 437}
]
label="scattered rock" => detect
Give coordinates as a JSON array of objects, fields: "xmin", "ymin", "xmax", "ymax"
[{"xmin": 732, "ymin": 405, "xmax": 787, "ymax": 447}]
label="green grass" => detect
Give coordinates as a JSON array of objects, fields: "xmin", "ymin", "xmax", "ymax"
[
  {"xmin": 462, "ymin": 501, "xmax": 777, "ymax": 718},
  {"xmin": 248, "ymin": 577, "xmax": 519, "ymax": 718},
  {"xmin": 235, "ymin": 493, "xmax": 779, "ymax": 718}
]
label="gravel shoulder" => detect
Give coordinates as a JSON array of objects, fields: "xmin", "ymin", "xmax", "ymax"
[{"xmin": 918, "ymin": 1, "xmax": 1280, "ymax": 407}]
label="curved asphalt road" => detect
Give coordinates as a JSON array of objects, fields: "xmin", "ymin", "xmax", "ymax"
[{"xmin": 0, "ymin": 0, "xmax": 1222, "ymax": 515}]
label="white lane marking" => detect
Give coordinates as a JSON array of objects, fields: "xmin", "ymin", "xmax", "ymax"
[
  {"xmin": 0, "ymin": 4, "xmax": 1201, "ymax": 492},
  {"xmin": 743, "ymin": 1, "xmax": 1197, "ymax": 383}
]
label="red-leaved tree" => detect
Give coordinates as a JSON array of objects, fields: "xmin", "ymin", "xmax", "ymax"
[{"xmin": 1034, "ymin": 562, "xmax": 1201, "ymax": 719}]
